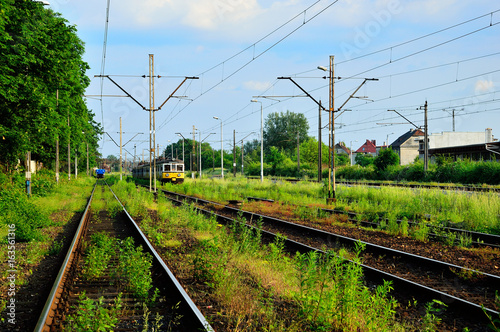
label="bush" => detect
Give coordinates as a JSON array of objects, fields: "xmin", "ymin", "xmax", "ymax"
[{"xmin": 0, "ymin": 188, "xmax": 51, "ymax": 242}]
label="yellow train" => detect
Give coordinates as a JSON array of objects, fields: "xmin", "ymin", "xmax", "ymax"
[{"xmin": 132, "ymin": 158, "xmax": 185, "ymax": 184}]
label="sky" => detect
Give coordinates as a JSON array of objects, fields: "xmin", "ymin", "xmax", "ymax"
[{"xmin": 46, "ymin": 0, "xmax": 500, "ymax": 159}]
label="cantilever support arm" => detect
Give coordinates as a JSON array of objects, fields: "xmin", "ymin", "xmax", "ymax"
[
  {"xmin": 388, "ymin": 109, "xmax": 420, "ymax": 129},
  {"xmin": 95, "ymin": 75, "xmax": 146, "ymax": 110},
  {"xmin": 278, "ymin": 77, "xmax": 327, "ymax": 111},
  {"xmin": 123, "ymin": 132, "xmax": 144, "ymax": 147},
  {"xmin": 157, "ymin": 76, "xmax": 199, "ymax": 110},
  {"xmin": 336, "ymin": 78, "xmax": 378, "ymax": 112}
]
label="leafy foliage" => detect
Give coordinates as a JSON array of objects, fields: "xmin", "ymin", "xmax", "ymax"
[
  {"xmin": 0, "ymin": 187, "xmax": 51, "ymax": 242},
  {"xmin": 264, "ymin": 110, "xmax": 309, "ymax": 152},
  {"xmin": 0, "ymin": 0, "xmax": 101, "ymax": 171},
  {"xmin": 355, "ymin": 153, "xmax": 375, "ymax": 167},
  {"xmin": 374, "ymin": 147, "xmax": 400, "ymax": 172}
]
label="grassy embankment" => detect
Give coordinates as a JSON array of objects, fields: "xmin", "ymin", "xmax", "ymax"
[
  {"xmin": 159, "ymin": 177, "xmax": 500, "ymax": 235},
  {"xmin": 0, "ymin": 171, "xmax": 94, "ymax": 317},
  {"xmin": 113, "ymin": 178, "xmax": 447, "ymax": 331}
]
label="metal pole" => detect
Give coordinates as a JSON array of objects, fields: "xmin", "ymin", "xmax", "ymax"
[
  {"xmin": 233, "ymin": 129, "xmax": 236, "ymax": 177},
  {"xmin": 199, "ymin": 131, "xmax": 202, "ymax": 178},
  {"xmin": 192, "ymin": 125, "xmax": 196, "ymax": 179},
  {"xmin": 318, "ymin": 101, "xmax": 322, "ymax": 182},
  {"xmin": 68, "ymin": 106, "xmax": 70, "ymax": 181},
  {"xmin": 148, "ymin": 55, "xmax": 153, "ymax": 191},
  {"xmin": 120, "ymin": 117, "xmax": 122, "ymax": 181},
  {"xmin": 56, "ymin": 136, "xmax": 59, "ymax": 184},
  {"xmin": 260, "ymin": 103, "xmax": 263, "ymax": 182},
  {"xmin": 297, "ymin": 131, "xmax": 300, "ymax": 173},
  {"xmin": 220, "ymin": 121, "xmax": 224, "ymax": 179},
  {"xmin": 329, "ymin": 55, "xmax": 335, "ymax": 202},
  {"xmin": 56, "ymin": 90, "xmax": 59, "ymax": 183},
  {"xmin": 424, "ymin": 101, "xmax": 428, "ymax": 172},
  {"xmin": 86, "ymin": 142, "xmax": 89, "ymax": 176}
]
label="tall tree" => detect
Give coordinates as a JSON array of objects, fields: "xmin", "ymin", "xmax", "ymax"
[
  {"xmin": 263, "ymin": 111, "xmax": 309, "ymax": 153},
  {"xmin": 0, "ymin": 0, "xmax": 100, "ymax": 171}
]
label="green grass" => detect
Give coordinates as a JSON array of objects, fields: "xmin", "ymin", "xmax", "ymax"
[
  {"xmin": 114, "ymin": 179, "xmax": 416, "ymax": 331},
  {"xmin": 157, "ymin": 177, "xmax": 500, "ymax": 235}
]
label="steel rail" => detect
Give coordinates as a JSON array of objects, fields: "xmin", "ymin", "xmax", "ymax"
[
  {"xmin": 157, "ymin": 187, "xmax": 500, "ymax": 325},
  {"xmin": 108, "ymin": 183, "xmax": 214, "ymax": 332},
  {"xmin": 246, "ymin": 196, "xmax": 500, "ymax": 248},
  {"xmin": 34, "ymin": 183, "xmax": 96, "ymax": 332},
  {"xmin": 246, "ymin": 176, "xmax": 500, "ymax": 193}
]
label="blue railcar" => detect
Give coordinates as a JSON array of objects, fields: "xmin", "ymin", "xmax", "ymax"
[{"xmin": 95, "ymin": 169, "xmax": 106, "ymax": 178}]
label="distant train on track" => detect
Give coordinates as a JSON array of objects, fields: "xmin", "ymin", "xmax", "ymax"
[
  {"xmin": 132, "ymin": 158, "xmax": 185, "ymax": 183},
  {"xmin": 95, "ymin": 169, "xmax": 106, "ymax": 178}
]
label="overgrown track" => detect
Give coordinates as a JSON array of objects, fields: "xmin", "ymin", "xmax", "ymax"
[
  {"xmin": 34, "ymin": 181, "xmax": 213, "ymax": 332},
  {"xmin": 157, "ymin": 187, "xmax": 500, "ymax": 329},
  {"xmin": 246, "ymin": 196, "xmax": 500, "ymax": 249},
  {"xmin": 247, "ymin": 176, "xmax": 500, "ymax": 193}
]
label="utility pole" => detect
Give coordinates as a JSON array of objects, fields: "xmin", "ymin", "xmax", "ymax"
[
  {"xmin": 86, "ymin": 142, "xmax": 89, "ymax": 176},
  {"xmin": 95, "ymin": 56, "xmax": 197, "ymax": 192},
  {"xmin": 120, "ymin": 117, "xmax": 123, "ymax": 181},
  {"xmin": 199, "ymin": 131, "xmax": 202, "ymax": 178},
  {"xmin": 318, "ymin": 101, "xmax": 322, "ymax": 182},
  {"xmin": 148, "ymin": 55, "xmax": 156, "ymax": 192},
  {"xmin": 56, "ymin": 137, "xmax": 59, "ymax": 184},
  {"xmin": 328, "ymin": 55, "xmax": 335, "ymax": 202},
  {"xmin": 233, "ymin": 129, "xmax": 236, "ymax": 177},
  {"xmin": 444, "ymin": 108, "xmax": 463, "ymax": 132},
  {"xmin": 56, "ymin": 89, "xmax": 59, "ymax": 184},
  {"xmin": 67, "ymin": 102, "xmax": 71, "ymax": 181},
  {"xmin": 419, "ymin": 101, "xmax": 429, "ymax": 172},
  {"xmin": 134, "ymin": 144, "xmax": 136, "ymax": 169},
  {"xmin": 297, "ymin": 131, "xmax": 300, "ymax": 173},
  {"xmin": 192, "ymin": 125, "xmax": 196, "ymax": 179},
  {"xmin": 241, "ymin": 140, "xmax": 244, "ymax": 175}
]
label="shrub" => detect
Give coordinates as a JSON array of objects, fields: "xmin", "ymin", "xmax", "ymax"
[{"xmin": 0, "ymin": 188, "xmax": 51, "ymax": 242}]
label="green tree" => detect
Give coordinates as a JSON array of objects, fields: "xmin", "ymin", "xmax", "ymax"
[
  {"xmin": 264, "ymin": 111, "xmax": 309, "ymax": 153},
  {"xmin": 374, "ymin": 147, "xmax": 400, "ymax": 172},
  {"xmin": 355, "ymin": 153, "xmax": 375, "ymax": 167},
  {"xmin": 0, "ymin": 0, "xmax": 100, "ymax": 172}
]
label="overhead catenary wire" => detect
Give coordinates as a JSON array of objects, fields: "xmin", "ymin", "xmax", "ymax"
[{"xmin": 99, "ymin": 0, "xmax": 111, "ymax": 153}]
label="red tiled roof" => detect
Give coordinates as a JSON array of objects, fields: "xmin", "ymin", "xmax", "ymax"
[{"xmin": 355, "ymin": 139, "xmax": 377, "ymax": 153}]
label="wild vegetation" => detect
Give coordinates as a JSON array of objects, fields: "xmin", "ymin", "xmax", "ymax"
[
  {"xmin": 338, "ymin": 156, "xmax": 500, "ymax": 185},
  {"xmin": 0, "ymin": 171, "xmax": 93, "ymax": 318},
  {"xmin": 160, "ymin": 177, "xmax": 500, "ymax": 235},
  {"xmin": 112, "ymin": 179, "xmax": 420, "ymax": 331}
]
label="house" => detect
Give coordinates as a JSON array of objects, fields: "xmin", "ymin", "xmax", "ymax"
[
  {"xmin": 355, "ymin": 139, "xmax": 378, "ymax": 156},
  {"xmin": 389, "ymin": 129, "xmax": 424, "ymax": 165},
  {"xmin": 335, "ymin": 142, "xmax": 351, "ymax": 156}
]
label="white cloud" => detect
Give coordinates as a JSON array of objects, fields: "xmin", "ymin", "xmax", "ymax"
[
  {"xmin": 475, "ymin": 80, "xmax": 494, "ymax": 93},
  {"xmin": 244, "ymin": 80, "xmax": 273, "ymax": 91}
]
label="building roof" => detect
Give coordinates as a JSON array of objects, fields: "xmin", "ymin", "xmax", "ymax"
[
  {"xmin": 335, "ymin": 143, "xmax": 351, "ymax": 154},
  {"xmin": 390, "ymin": 129, "xmax": 424, "ymax": 148},
  {"xmin": 355, "ymin": 139, "xmax": 377, "ymax": 153}
]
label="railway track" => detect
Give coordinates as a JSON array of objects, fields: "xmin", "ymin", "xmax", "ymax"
[
  {"xmin": 34, "ymin": 181, "xmax": 213, "ymax": 332},
  {"xmin": 246, "ymin": 176, "xmax": 500, "ymax": 193},
  {"xmin": 246, "ymin": 196, "xmax": 500, "ymax": 249},
  {"xmin": 156, "ymin": 187, "xmax": 500, "ymax": 330}
]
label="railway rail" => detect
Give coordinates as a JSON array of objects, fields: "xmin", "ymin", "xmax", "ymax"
[
  {"xmin": 246, "ymin": 196, "xmax": 500, "ymax": 249},
  {"xmin": 34, "ymin": 181, "xmax": 213, "ymax": 332},
  {"xmin": 246, "ymin": 176, "xmax": 500, "ymax": 193},
  {"xmin": 155, "ymin": 186, "xmax": 500, "ymax": 329}
]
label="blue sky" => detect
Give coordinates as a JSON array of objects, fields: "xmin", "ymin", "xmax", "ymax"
[{"xmin": 48, "ymin": 0, "xmax": 500, "ymax": 159}]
